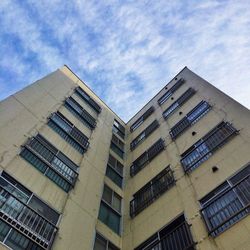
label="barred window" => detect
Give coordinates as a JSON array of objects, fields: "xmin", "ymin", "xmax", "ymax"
[
  {"xmin": 170, "ymin": 101, "xmax": 211, "ymax": 139},
  {"xmin": 162, "ymin": 88, "xmax": 196, "ymax": 119},
  {"xmin": 200, "ymin": 164, "xmax": 250, "ymax": 237},
  {"xmin": 75, "ymin": 86, "xmax": 101, "ymax": 113},
  {"xmin": 98, "ymin": 185, "xmax": 122, "ymax": 235},
  {"xmin": 64, "ymin": 97, "xmax": 96, "ymax": 129},
  {"xmin": 130, "ymin": 106, "xmax": 155, "ymax": 132},
  {"xmin": 181, "ymin": 122, "xmax": 238, "ymax": 173},
  {"xmin": 130, "ymin": 120, "xmax": 159, "ymax": 151},
  {"xmin": 130, "ymin": 139, "xmax": 165, "ymax": 177},
  {"xmin": 130, "ymin": 166, "xmax": 175, "ymax": 217},
  {"xmin": 48, "ymin": 112, "xmax": 89, "ymax": 154},
  {"xmin": 0, "ymin": 171, "xmax": 59, "ymax": 250},
  {"xmin": 106, "ymin": 154, "xmax": 123, "ymax": 188},
  {"xmin": 94, "ymin": 232, "xmax": 119, "ymax": 250},
  {"xmin": 20, "ymin": 134, "xmax": 79, "ymax": 192},
  {"xmin": 158, "ymin": 78, "xmax": 185, "ymax": 105},
  {"xmin": 113, "ymin": 119, "xmax": 125, "ymax": 139},
  {"xmin": 134, "ymin": 214, "xmax": 195, "ymax": 250}
]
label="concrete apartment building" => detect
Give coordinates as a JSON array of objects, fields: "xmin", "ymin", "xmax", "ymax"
[{"xmin": 0, "ymin": 65, "xmax": 249, "ymax": 250}]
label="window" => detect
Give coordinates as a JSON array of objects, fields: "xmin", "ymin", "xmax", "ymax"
[
  {"xmin": 170, "ymin": 101, "xmax": 211, "ymax": 139},
  {"xmin": 75, "ymin": 86, "xmax": 101, "ymax": 113},
  {"xmin": 106, "ymin": 154, "xmax": 123, "ymax": 188},
  {"xmin": 98, "ymin": 185, "xmax": 122, "ymax": 235},
  {"xmin": 110, "ymin": 134, "xmax": 124, "ymax": 159},
  {"xmin": 20, "ymin": 134, "xmax": 79, "ymax": 192},
  {"xmin": 130, "ymin": 120, "xmax": 159, "ymax": 151},
  {"xmin": 162, "ymin": 88, "xmax": 196, "ymax": 119},
  {"xmin": 0, "ymin": 171, "xmax": 59, "ymax": 250},
  {"xmin": 134, "ymin": 214, "xmax": 195, "ymax": 250},
  {"xmin": 130, "ymin": 139, "xmax": 165, "ymax": 177},
  {"xmin": 180, "ymin": 121, "xmax": 238, "ymax": 173},
  {"xmin": 130, "ymin": 106, "xmax": 155, "ymax": 132},
  {"xmin": 200, "ymin": 164, "xmax": 250, "ymax": 237},
  {"xmin": 130, "ymin": 166, "xmax": 175, "ymax": 217},
  {"xmin": 158, "ymin": 78, "xmax": 185, "ymax": 105},
  {"xmin": 48, "ymin": 112, "xmax": 89, "ymax": 154},
  {"xmin": 94, "ymin": 232, "xmax": 120, "ymax": 250},
  {"xmin": 112, "ymin": 119, "xmax": 125, "ymax": 139},
  {"xmin": 64, "ymin": 97, "xmax": 96, "ymax": 129}
]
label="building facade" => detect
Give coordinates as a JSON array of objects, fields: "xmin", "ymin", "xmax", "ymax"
[{"xmin": 0, "ymin": 66, "xmax": 249, "ymax": 250}]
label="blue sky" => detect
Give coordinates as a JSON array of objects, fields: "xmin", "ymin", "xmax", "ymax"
[{"xmin": 0, "ymin": 0, "xmax": 250, "ymax": 121}]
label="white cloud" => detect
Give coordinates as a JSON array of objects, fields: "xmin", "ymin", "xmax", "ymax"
[{"xmin": 0, "ymin": 0, "xmax": 250, "ymax": 121}]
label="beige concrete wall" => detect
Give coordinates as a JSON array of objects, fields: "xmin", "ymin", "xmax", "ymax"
[
  {"xmin": 124, "ymin": 67, "xmax": 250, "ymax": 250},
  {"xmin": 0, "ymin": 65, "xmax": 250, "ymax": 250}
]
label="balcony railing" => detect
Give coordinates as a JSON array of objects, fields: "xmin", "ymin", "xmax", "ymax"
[
  {"xmin": 135, "ymin": 220, "xmax": 195, "ymax": 250},
  {"xmin": 75, "ymin": 86, "xmax": 101, "ymax": 113},
  {"xmin": 200, "ymin": 172, "xmax": 250, "ymax": 237},
  {"xmin": 147, "ymin": 222, "xmax": 195, "ymax": 250},
  {"xmin": 0, "ymin": 187, "xmax": 58, "ymax": 249},
  {"xmin": 181, "ymin": 122, "xmax": 238, "ymax": 173},
  {"xmin": 130, "ymin": 167, "xmax": 175, "ymax": 217}
]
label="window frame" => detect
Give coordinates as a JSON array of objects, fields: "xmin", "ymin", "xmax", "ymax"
[
  {"xmin": 158, "ymin": 78, "xmax": 185, "ymax": 105},
  {"xmin": 93, "ymin": 232, "xmax": 120, "ymax": 250},
  {"xmin": 130, "ymin": 120, "xmax": 159, "ymax": 151},
  {"xmin": 130, "ymin": 138, "xmax": 165, "ymax": 177},
  {"xmin": 0, "ymin": 171, "xmax": 60, "ymax": 250},
  {"xmin": 169, "ymin": 100, "xmax": 211, "ymax": 140},
  {"xmin": 200, "ymin": 163, "xmax": 250, "ymax": 237},
  {"xmin": 180, "ymin": 121, "xmax": 238, "ymax": 173},
  {"xmin": 130, "ymin": 106, "xmax": 155, "ymax": 132},
  {"xmin": 98, "ymin": 185, "xmax": 122, "ymax": 235},
  {"xmin": 20, "ymin": 134, "xmax": 79, "ymax": 192},
  {"xmin": 162, "ymin": 88, "xmax": 196, "ymax": 119},
  {"xmin": 64, "ymin": 96, "xmax": 96, "ymax": 129},
  {"xmin": 130, "ymin": 166, "xmax": 175, "ymax": 217},
  {"xmin": 48, "ymin": 111, "xmax": 89, "ymax": 153},
  {"xmin": 75, "ymin": 86, "xmax": 101, "ymax": 114}
]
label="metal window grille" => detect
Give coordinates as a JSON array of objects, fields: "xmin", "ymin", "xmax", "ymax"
[
  {"xmin": 130, "ymin": 139, "xmax": 165, "ymax": 177},
  {"xmin": 162, "ymin": 88, "xmax": 196, "ymax": 119},
  {"xmin": 0, "ymin": 173, "xmax": 59, "ymax": 250},
  {"xmin": 134, "ymin": 215, "xmax": 196, "ymax": 250},
  {"xmin": 130, "ymin": 120, "xmax": 159, "ymax": 150},
  {"xmin": 158, "ymin": 78, "xmax": 185, "ymax": 105},
  {"xmin": 130, "ymin": 106, "xmax": 155, "ymax": 132},
  {"xmin": 20, "ymin": 134, "xmax": 79, "ymax": 192},
  {"xmin": 130, "ymin": 167, "xmax": 175, "ymax": 217},
  {"xmin": 181, "ymin": 122, "xmax": 238, "ymax": 173},
  {"xmin": 200, "ymin": 164, "xmax": 250, "ymax": 237},
  {"xmin": 48, "ymin": 112, "xmax": 89, "ymax": 153},
  {"xmin": 75, "ymin": 86, "xmax": 101, "ymax": 113},
  {"xmin": 170, "ymin": 101, "xmax": 211, "ymax": 139},
  {"xmin": 64, "ymin": 97, "xmax": 96, "ymax": 129}
]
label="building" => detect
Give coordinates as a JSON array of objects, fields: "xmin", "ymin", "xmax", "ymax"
[{"xmin": 0, "ymin": 65, "xmax": 249, "ymax": 250}]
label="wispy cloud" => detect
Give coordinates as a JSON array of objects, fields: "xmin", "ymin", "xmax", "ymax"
[{"xmin": 0, "ymin": 0, "xmax": 249, "ymax": 121}]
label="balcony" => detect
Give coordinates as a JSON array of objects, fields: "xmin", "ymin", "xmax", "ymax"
[{"xmin": 0, "ymin": 187, "xmax": 58, "ymax": 249}]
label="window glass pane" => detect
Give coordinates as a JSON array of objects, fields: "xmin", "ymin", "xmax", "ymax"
[
  {"xmin": 28, "ymin": 196, "xmax": 60, "ymax": 225},
  {"xmin": 106, "ymin": 166, "xmax": 123, "ymax": 188},
  {"xmin": 115, "ymin": 161, "xmax": 123, "ymax": 176},
  {"xmin": 0, "ymin": 220, "xmax": 11, "ymax": 242},
  {"xmin": 113, "ymin": 193, "xmax": 121, "ymax": 212},
  {"xmin": 0, "ymin": 177, "xmax": 30, "ymax": 203},
  {"xmin": 98, "ymin": 203, "xmax": 120, "ymax": 234},
  {"xmin": 108, "ymin": 154, "xmax": 116, "ymax": 168},
  {"xmin": 102, "ymin": 185, "xmax": 112, "ymax": 205},
  {"xmin": 94, "ymin": 234, "xmax": 107, "ymax": 250}
]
